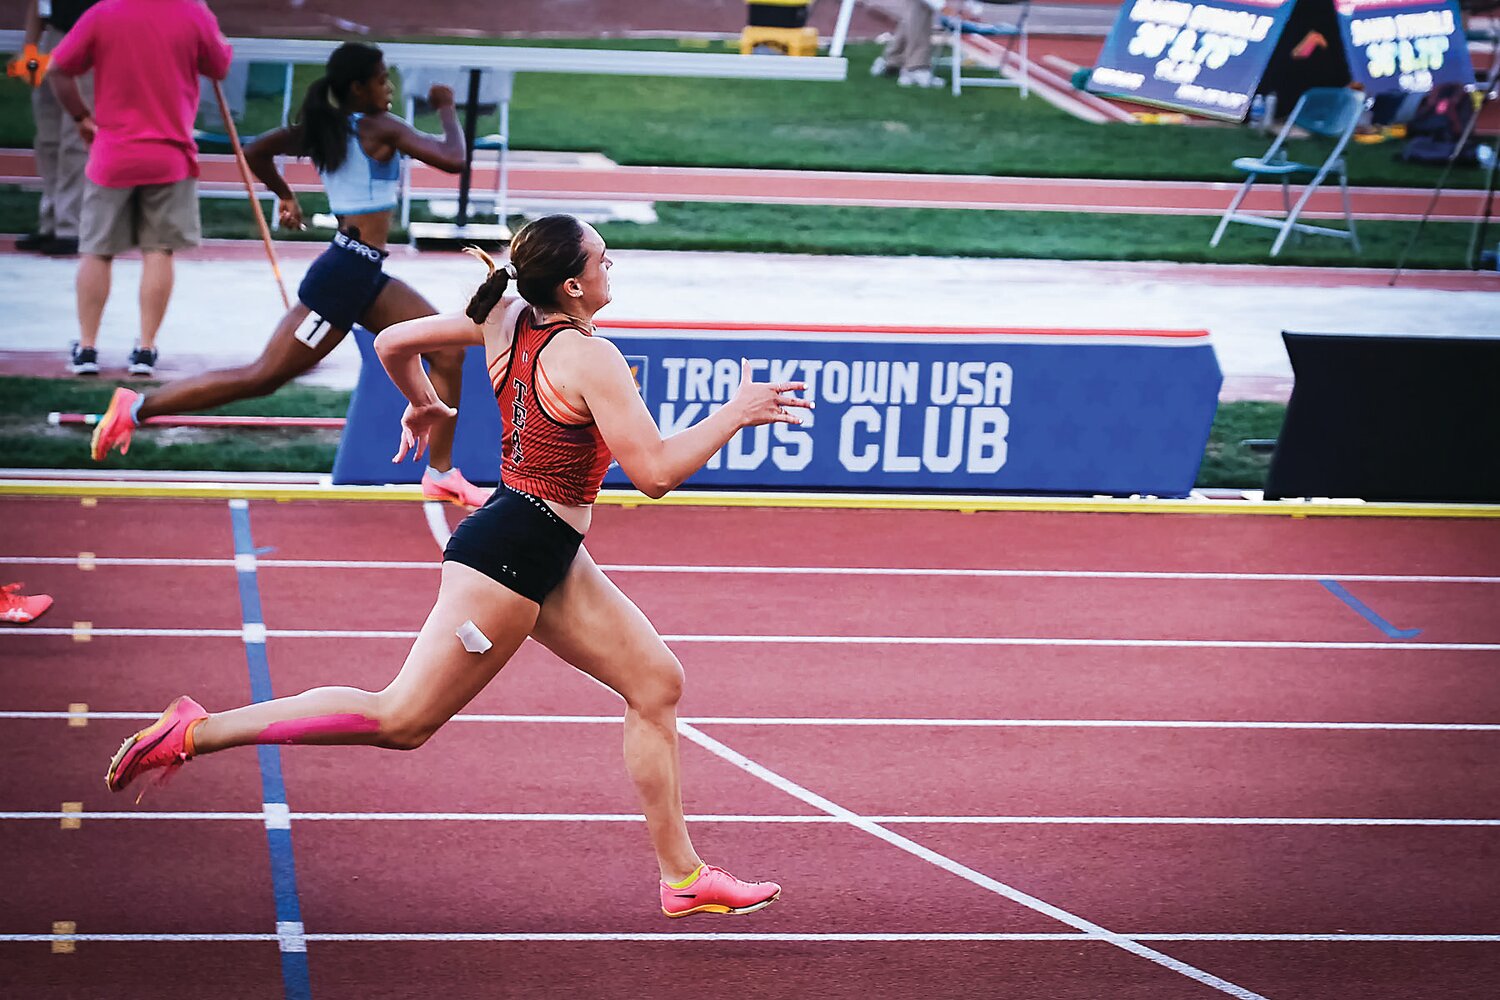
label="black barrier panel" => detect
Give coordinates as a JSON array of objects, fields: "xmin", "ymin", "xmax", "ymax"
[{"xmin": 1266, "ymin": 331, "xmax": 1500, "ymax": 502}]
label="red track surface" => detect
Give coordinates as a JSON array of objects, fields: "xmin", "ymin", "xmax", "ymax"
[
  {"xmin": 3, "ymin": 495, "xmax": 1499, "ymax": 998},
  {"xmin": 1, "ymin": 148, "xmax": 1492, "ymax": 223}
]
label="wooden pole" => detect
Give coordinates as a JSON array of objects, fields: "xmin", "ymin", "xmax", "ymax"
[{"xmin": 212, "ymin": 79, "xmax": 290, "ymax": 309}]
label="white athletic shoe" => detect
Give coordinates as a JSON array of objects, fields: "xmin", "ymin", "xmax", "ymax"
[{"xmin": 898, "ymin": 68, "xmax": 943, "ymax": 88}]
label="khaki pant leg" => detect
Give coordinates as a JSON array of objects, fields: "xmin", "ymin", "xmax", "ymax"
[
  {"xmin": 30, "ymin": 28, "xmax": 93, "ymax": 238},
  {"xmin": 30, "ymin": 28, "xmax": 64, "ymax": 235},
  {"xmin": 899, "ymin": 0, "xmax": 936, "ymax": 71}
]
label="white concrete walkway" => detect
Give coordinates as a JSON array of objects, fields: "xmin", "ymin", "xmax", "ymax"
[{"xmin": 1, "ymin": 246, "xmax": 1494, "ymax": 400}]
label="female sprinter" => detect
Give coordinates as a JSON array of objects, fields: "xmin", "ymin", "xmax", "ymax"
[
  {"xmin": 104, "ymin": 214, "xmax": 812, "ymax": 917},
  {"xmin": 89, "ymin": 41, "xmax": 490, "ymax": 508}
]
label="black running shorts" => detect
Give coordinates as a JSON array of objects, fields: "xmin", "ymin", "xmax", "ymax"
[{"xmin": 443, "ymin": 485, "xmax": 584, "ymax": 605}]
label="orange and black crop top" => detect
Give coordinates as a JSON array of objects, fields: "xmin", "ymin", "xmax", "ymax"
[{"xmin": 488, "ymin": 309, "xmax": 614, "ymax": 505}]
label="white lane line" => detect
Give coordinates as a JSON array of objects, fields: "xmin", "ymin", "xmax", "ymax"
[
  {"xmin": 2, "ymin": 811, "xmax": 1496, "ymax": 826},
  {"xmin": 1, "ymin": 932, "xmax": 1495, "ymax": 943},
  {"xmin": 677, "ymin": 722, "xmax": 1267, "ymax": 1000},
  {"xmin": 423, "ymin": 502, "xmax": 452, "ymax": 550},
  {"xmin": 5, "ymin": 554, "xmax": 1496, "ymax": 584},
  {"xmin": 6, "ymin": 628, "xmax": 1498, "ymax": 649},
  {"xmin": 3, "ymin": 711, "xmax": 1498, "ymax": 732}
]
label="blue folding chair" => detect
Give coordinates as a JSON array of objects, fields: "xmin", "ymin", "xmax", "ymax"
[
  {"xmin": 934, "ymin": 1, "xmax": 1030, "ymax": 98},
  {"xmin": 1210, "ymin": 87, "xmax": 1368, "ymax": 257}
]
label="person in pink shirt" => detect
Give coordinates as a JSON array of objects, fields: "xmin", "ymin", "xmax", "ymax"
[{"xmin": 48, "ymin": 0, "xmax": 232, "ymax": 377}]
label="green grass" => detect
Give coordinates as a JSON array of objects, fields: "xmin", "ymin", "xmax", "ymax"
[
  {"xmin": 0, "ymin": 375, "xmax": 348, "ymax": 473},
  {"xmin": 1198, "ymin": 401, "xmax": 1286, "ymax": 489},
  {"xmin": 0, "ymin": 186, "xmax": 1475, "ymax": 267},
  {"xmin": 0, "ymin": 375, "xmax": 1282, "ymax": 489},
  {"xmin": 590, "ymin": 202, "xmax": 1474, "ymax": 267},
  {"xmin": 2, "ymin": 40, "xmax": 1485, "ymax": 189}
]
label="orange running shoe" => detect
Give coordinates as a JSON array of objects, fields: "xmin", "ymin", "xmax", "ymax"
[
  {"xmin": 1, "ymin": 583, "xmax": 52, "ymax": 624},
  {"xmin": 660, "ymin": 863, "xmax": 782, "ymax": 918},
  {"xmin": 421, "ymin": 466, "xmax": 492, "ymax": 509},
  {"xmin": 105, "ymin": 695, "xmax": 206, "ymax": 797},
  {"xmin": 91, "ymin": 386, "xmax": 140, "ymax": 461}
]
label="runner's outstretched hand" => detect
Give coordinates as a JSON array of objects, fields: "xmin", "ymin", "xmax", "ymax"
[
  {"xmin": 728, "ymin": 358, "xmax": 812, "ymax": 427},
  {"xmin": 392, "ymin": 400, "xmax": 457, "ymax": 464}
]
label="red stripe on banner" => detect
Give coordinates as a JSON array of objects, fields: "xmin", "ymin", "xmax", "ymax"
[{"xmin": 596, "ymin": 320, "xmax": 1211, "ymax": 339}]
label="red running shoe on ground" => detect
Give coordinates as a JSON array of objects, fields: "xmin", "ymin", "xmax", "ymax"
[
  {"xmin": 91, "ymin": 386, "xmax": 140, "ymax": 461},
  {"xmin": 1, "ymin": 583, "xmax": 52, "ymax": 623},
  {"xmin": 660, "ymin": 863, "xmax": 782, "ymax": 917},
  {"xmin": 105, "ymin": 695, "xmax": 206, "ymax": 797},
  {"xmin": 421, "ymin": 466, "xmax": 492, "ymax": 509}
]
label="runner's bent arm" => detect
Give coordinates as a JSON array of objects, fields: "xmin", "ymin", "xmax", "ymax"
[
  {"xmin": 376, "ymin": 312, "xmax": 507, "ymax": 463},
  {"xmin": 243, "ymin": 127, "xmax": 303, "ymax": 227},
  {"xmin": 367, "ymin": 85, "xmax": 466, "ymax": 173},
  {"xmin": 572, "ymin": 339, "xmax": 809, "ymax": 499},
  {"xmin": 375, "ymin": 313, "xmax": 486, "ymax": 405}
]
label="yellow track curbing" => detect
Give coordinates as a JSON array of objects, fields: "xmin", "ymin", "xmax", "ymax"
[{"xmin": 2, "ymin": 479, "xmax": 1498, "ymax": 518}]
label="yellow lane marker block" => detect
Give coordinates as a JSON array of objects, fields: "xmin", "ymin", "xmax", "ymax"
[
  {"xmin": 51, "ymin": 921, "xmax": 76, "ymax": 953},
  {"xmin": 77, "ymin": 552, "xmax": 96, "ymax": 571},
  {"xmin": 80, "ymin": 497, "xmax": 97, "ymax": 508},
  {"xmin": 60, "ymin": 803, "xmax": 82, "ymax": 830},
  {"xmin": 72, "ymin": 622, "xmax": 92, "ymax": 643},
  {"xmin": 67, "ymin": 703, "xmax": 88, "ymax": 727}
]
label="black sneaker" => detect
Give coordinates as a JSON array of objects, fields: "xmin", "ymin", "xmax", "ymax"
[
  {"xmin": 127, "ymin": 346, "xmax": 157, "ymax": 377},
  {"xmin": 40, "ymin": 236, "xmax": 79, "ymax": 256},
  {"xmin": 15, "ymin": 232, "xmax": 50, "ymax": 251},
  {"xmin": 70, "ymin": 343, "xmax": 100, "ymax": 376}
]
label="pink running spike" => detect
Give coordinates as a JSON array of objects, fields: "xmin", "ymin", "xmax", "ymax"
[
  {"xmin": 660, "ymin": 863, "xmax": 782, "ymax": 918},
  {"xmin": 105, "ymin": 695, "xmax": 207, "ymax": 797},
  {"xmin": 255, "ymin": 714, "xmax": 382, "ymax": 745}
]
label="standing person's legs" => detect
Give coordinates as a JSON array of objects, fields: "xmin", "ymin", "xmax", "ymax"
[
  {"xmin": 76, "ymin": 181, "xmax": 137, "ymax": 361},
  {"xmin": 28, "ymin": 32, "xmax": 63, "ymax": 243},
  {"xmin": 899, "ymin": 0, "xmax": 936, "ymax": 72},
  {"xmin": 530, "ymin": 546, "xmax": 701, "ymax": 882},
  {"xmin": 49, "ymin": 69, "xmax": 91, "ymax": 245},
  {"xmin": 134, "ymin": 177, "xmax": 202, "ymax": 355},
  {"xmin": 137, "ymin": 252, "xmax": 173, "ymax": 352}
]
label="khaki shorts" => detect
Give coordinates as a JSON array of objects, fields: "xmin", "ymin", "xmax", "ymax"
[{"xmin": 80, "ymin": 177, "xmax": 201, "ymax": 256}]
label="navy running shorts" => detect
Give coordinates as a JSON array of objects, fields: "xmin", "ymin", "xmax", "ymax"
[
  {"xmin": 443, "ymin": 485, "xmax": 585, "ymax": 605},
  {"xmin": 296, "ymin": 229, "xmax": 391, "ymax": 335}
]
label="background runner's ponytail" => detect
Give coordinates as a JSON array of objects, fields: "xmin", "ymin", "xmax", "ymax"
[
  {"xmin": 464, "ymin": 247, "xmax": 509, "ymax": 323},
  {"xmin": 296, "ymin": 42, "xmax": 384, "ymax": 174}
]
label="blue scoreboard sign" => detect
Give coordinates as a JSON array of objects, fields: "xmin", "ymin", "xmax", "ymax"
[
  {"xmin": 1335, "ymin": 0, "xmax": 1473, "ymax": 96},
  {"xmin": 1088, "ymin": 0, "xmax": 1299, "ymax": 120}
]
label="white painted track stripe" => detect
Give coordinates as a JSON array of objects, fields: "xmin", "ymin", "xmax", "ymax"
[
  {"xmin": 1, "ymin": 932, "xmax": 1496, "ymax": 944},
  {"xmin": 678, "ymin": 723, "xmax": 1268, "ymax": 1000},
  {"xmin": 3, "ymin": 711, "xmax": 1497, "ymax": 732},
  {"xmin": 6, "ymin": 628, "xmax": 1498, "ymax": 649},
  {"xmin": 6, "ymin": 554, "xmax": 1496, "ymax": 584},
  {"xmin": 1, "ymin": 810, "xmax": 1495, "ymax": 826},
  {"xmin": 423, "ymin": 501, "xmax": 452, "ymax": 550}
]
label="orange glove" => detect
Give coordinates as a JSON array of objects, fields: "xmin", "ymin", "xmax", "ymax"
[{"xmin": 5, "ymin": 44, "xmax": 50, "ymax": 88}]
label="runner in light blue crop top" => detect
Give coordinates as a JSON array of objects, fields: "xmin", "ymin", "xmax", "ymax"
[
  {"xmin": 320, "ymin": 113, "xmax": 403, "ymax": 215},
  {"xmin": 92, "ymin": 41, "xmax": 494, "ymax": 510}
]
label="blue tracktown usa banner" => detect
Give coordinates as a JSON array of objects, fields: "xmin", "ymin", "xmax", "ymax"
[{"xmin": 597, "ymin": 322, "xmax": 1222, "ymax": 497}]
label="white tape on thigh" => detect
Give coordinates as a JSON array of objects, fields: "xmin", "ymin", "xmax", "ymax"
[
  {"xmin": 455, "ymin": 620, "xmax": 492, "ymax": 654},
  {"xmin": 293, "ymin": 312, "xmax": 333, "ymax": 350}
]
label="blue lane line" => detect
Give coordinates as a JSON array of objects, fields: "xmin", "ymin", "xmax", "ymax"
[
  {"xmin": 229, "ymin": 500, "xmax": 312, "ymax": 1000},
  {"xmin": 1319, "ymin": 579, "xmax": 1423, "ymax": 639}
]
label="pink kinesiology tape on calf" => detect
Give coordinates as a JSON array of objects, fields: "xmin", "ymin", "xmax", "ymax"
[{"xmin": 256, "ymin": 714, "xmax": 382, "ymax": 744}]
